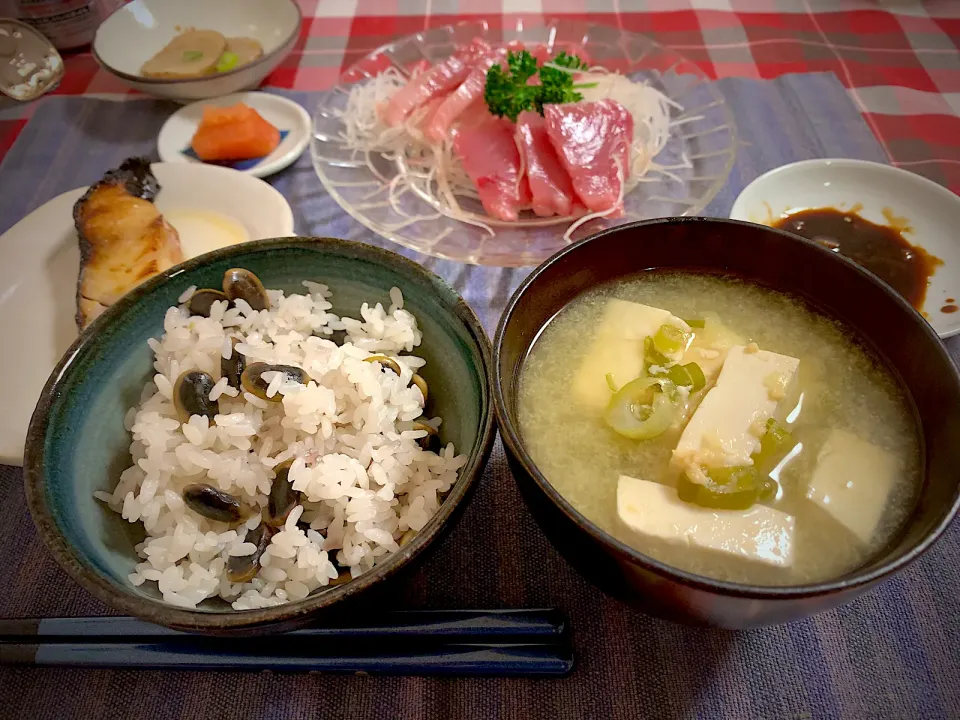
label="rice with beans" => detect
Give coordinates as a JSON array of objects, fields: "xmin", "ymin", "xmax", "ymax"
[{"xmin": 94, "ymin": 280, "xmax": 466, "ymax": 610}]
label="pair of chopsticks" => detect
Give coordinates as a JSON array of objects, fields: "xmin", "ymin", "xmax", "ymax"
[{"xmin": 0, "ymin": 609, "xmax": 573, "ymax": 677}]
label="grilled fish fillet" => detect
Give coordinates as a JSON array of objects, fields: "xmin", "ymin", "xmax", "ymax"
[{"xmin": 73, "ymin": 158, "xmax": 184, "ymax": 329}]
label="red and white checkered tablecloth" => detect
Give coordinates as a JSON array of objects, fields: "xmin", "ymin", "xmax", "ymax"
[{"xmin": 1, "ymin": 0, "xmax": 958, "ymax": 191}]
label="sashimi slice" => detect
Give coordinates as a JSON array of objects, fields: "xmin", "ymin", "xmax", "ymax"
[
  {"xmin": 382, "ymin": 39, "xmax": 491, "ymax": 127},
  {"xmin": 453, "ymin": 113, "xmax": 531, "ymax": 222},
  {"xmin": 408, "ymin": 59, "xmax": 431, "ymax": 75},
  {"xmin": 516, "ymin": 111, "xmax": 576, "ymax": 217},
  {"xmin": 408, "ymin": 95, "xmax": 448, "ymax": 137},
  {"xmin": 424, "ymin": 48, "xmax": 507, "ymax": 143},
  {"xmin": 544, "ymin": 99, "xmax": 633, "ymax": 216},
  {"xmin": 530, "ymin": 44, "xmax": 552, "ymax": 65}
]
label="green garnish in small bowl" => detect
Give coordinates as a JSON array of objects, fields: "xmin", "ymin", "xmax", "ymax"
[{"xmin": 215, "ymin": 51, "xmax": 239, "ymax": 73}]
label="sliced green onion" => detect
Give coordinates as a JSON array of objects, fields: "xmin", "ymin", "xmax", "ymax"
[
  {"xmin": 182, "ymin": 50, "xmax": 204, "ymax": 62},
  {"xmin": 759, "ymin": 478, "xmax": 778, "ymax": 502},
  {"xmin": 644, "ymin": 336, "xmax": 670, "ymax": 369},
  {"xmin": 679, "ymin": 419, "xmax": 793, "ymax": 511},
  {"xmin": 677, "ymin": 466, "xmax": 761, "ymax": 511},
  {"xmin": 655, "ymin": 361, "xmax": 706, "ymax": 392},
  {"xmin": 707, "ymin": 465, "xmax": 760, "ymax": 487},
  {"xmin": 684, "ymin": 362, "xmax": 706, "ymax": 391},
  {"xmin": 677, "ymin": 417, "xmax": 794, "ymax": 511},
  {"xmin": 603, "ymin": 377, "xmax": 677, "ymax": 440},
  {"xmin": 752, "ymin": 418, "xmax": 794, "ymax": 471},
  {"xmin": 684, "ymin": 318, "xmax": 706, "ymax": 328},
  {"xmin": 653, "ymin": 323, "xmax": 687, "ymax": 356},
  {"xmin": 215, "ymin": 51, "xmax": 239, "ymax": 73},
  {"xmin": 662, "ymin": 363, "xmax": 693, "ymax": 387}
]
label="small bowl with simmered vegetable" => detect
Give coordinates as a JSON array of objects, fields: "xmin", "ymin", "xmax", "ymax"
[
  {"xmin": 93, "ymin": 0, "xmax": 301, "ymax": 102},
  {"xmin": 493, "ymin": 217, "xmax": 960, "ymax": 628}
]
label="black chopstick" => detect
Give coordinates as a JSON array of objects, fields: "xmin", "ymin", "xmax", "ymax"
[
  {"xmin": 0, "ymin": 609, "xmax": 573, "ymax": 677},
  {"xmin": 1, "ymin": 609, "xmax": 567, "ymax": 641},
  {"xmin": 0, "ymin": 640, "xmax": 572, "ymax": 676}
]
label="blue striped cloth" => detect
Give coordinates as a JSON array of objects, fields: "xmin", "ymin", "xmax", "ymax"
[{"xmin": 0, "ymin": 74, "xmax": 956, "ymax": 719}]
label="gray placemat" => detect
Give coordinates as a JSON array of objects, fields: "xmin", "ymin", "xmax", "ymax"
[{"xmin": 0, "ymin": 75, "xmax": 957, "ymax": 720}]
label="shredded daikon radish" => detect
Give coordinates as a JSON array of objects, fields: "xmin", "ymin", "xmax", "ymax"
[
  {"xmin": 337, "ymin": 67, "xmax": 413, "ymax": 154},
  {"xmin": 332, "ymin": 58, "xmax": 682, "ymax": 237}
]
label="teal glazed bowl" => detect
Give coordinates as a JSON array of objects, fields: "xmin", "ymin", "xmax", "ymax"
[{"xmin": 24, "ymin": 238, "xmax": 495, "ymax": 634}]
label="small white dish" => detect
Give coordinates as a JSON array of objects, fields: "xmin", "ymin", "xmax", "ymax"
[
  {"xmin": 731, "ymin": 158, "xmax": 960, "ymax": 339},
  {"xmin": 0, "ymin": 162, "xmax": 294, "ymax": 466},
  {"xmin": 158, "ymin": 92, "xmax": 310, "ymax": 178},
  {"xmin": 93, "ymin": 0, "xmax": 301, "ymax": 102}
]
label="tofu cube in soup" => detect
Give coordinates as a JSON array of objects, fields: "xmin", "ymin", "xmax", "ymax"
[
  {"xmin": 572, "ymin": 299, "xmax": 689, "ymax": 409},
  {"xmin": 673, "ymin": 345, "xmax": 800, "ymax": 476},
  {"xmin": 684, "ymin": 317, "xmax": 745, "ymax": 378},
  {"xmin": 806, "ymin": 430, "xmax": 900, "ymax": 545},
  {"xmin": 617, "ymin": 475, "xmax": 796, "ymax": 569}
]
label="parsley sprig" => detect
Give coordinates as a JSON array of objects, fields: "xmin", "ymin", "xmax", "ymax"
[{"xmin": 484, "ymin": 50, "xmax": 595, "ymax": 122}]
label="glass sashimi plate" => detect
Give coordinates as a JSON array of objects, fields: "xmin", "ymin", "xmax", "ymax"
[{"xmin": 311, "ymin": 19, "xmax": 737, "ymax": 267}]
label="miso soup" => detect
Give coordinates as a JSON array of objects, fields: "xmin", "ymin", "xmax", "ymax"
[{"xmin": 517, "ymin": 273, "xmax": 921, "ymax": 586}]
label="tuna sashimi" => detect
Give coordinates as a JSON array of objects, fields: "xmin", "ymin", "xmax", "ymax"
[
  {"xmin": 453, "ymin": 113, "xmax": 531, "ymax": 222},
  {"xmin": 410, "ymin": 95, "xmax": 448, "ymax": 136},
  {"xmin": 516, "ymin": 111, "xmax": 576, "ymax": 217},
  {"xmin": 382, "ymin": 39, "xmax": 490, "ymax": 127},
  {"xmin": 544, "ymin": 99, "xmax": 633, "ymax": 216},
  {"xmin": 530, "ymin": 44, "xmax": 552, "ymax": 65},
  {"xmin": 424, "ymin": 48, "xmax": 507, "ymax": 143}
]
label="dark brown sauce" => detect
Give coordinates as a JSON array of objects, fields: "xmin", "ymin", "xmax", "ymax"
[
  {"xmin": 773, "ymin": 207, "xmax": 942, "ymax": 310},
  {"xmin": 942, "ymin": 305, "xmax": 958, "ymax": 314}
]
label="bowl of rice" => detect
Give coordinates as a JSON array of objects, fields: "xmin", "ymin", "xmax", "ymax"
[{"xmin": 24, "ymin": 237, "xmax": 494, "ymax": 633}]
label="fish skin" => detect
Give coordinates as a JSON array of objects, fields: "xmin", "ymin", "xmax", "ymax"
[{"xmin": 73, "ymin": 158, "xmax": 184, "ymax": 329}]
